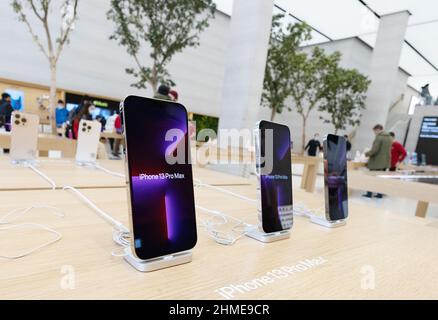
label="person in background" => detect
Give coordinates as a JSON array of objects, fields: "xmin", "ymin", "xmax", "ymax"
[
  {"xmin": 305, "ymin": 133, "xmax": 322, "ymax": 156},
  {"xmin": 344, "ymin": 135, "xmax": 352, "ymax": 152},
  {"xmin": 72, "ymin": 102, "xmax": 95, "ymax": 139},
  {"xmin": 96, "ymin": 115, "xmax": 106, "ymax": 132},
  {"xmin": 153, "ymin": 84, "xmax": 171, "ymax": 101},
  {"xmin": 169, "ymin": 90, "xmax": 178, "ymax": 102},
  {"xmin": 55, "ymin": 100, "xmax": 69, "ymax": 129},
  {"xmin": 363, "ymin": 124, "xmax": 392, "ymax": 198},
  {"xmin": 105, "ymin": 110, "xmax": 119, "ymax": 154},
  {"xmin": 389, "ymin": 132, "xmax": 407, "ymax": 172},
  {"xmin": 112, "ymin": 112, "xmax": 123, "ymax": 158},
  {"xmin": 0, "ymin": 93, "xmax": 13, "ymax": 154},
  {"xmin": 0, "ymin": 93, "xmax": 13, "ymax": 132}
]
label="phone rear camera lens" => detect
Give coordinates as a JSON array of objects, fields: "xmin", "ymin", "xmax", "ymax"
[
  {"xmin": 22, "ymin": 118, "xmax": 27, "ymax": 123},
  {"xmin": 15, "ymin": 114, "xmax": 20, "ymax": 119},
  {"xmin": 14, "ymin": 120, "xmax": 20, "ymax": 125},
  {"xmin": 87, "ymin": 126, "xmax": 91, "ymax": 130},
  {"xmin": 82, "ymin": 128, "xmax": 86, "ymax": 132}
]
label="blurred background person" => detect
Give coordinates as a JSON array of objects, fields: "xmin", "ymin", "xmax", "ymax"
[
  {"xmin": 169, "ymin": 89, "xmax": 179, "ymax": 102},
  {"xmin": 55, "ymin": 99, "xmax": 69, "ymax": 129},
  {"xmin": 0, "ymin": 93, "xmax": 13, "ymax": 132},
  {"xmin": 363, "ymin": 124, "xmax": 392, "ymax": 198},
  {"xmin": 389, "ymin": 132, "xmax": 407, "ymax": 172},
  {"xmin": 154, "ymin": 84, "xmax": 171, "ymax": 101},
  {"xmin": 305, "ymin": 133, "xmax": 322, "ymax": 156},
  {"xmin": 112, "ymin": 111, "xmax": 123, "ymax": 159},
  {"xmin": 96, "ymin": 115, "xmax": 106, "ymax": 132}
]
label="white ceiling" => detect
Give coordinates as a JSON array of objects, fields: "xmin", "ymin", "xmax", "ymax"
[{"xmin": 214, "ymin": 0, "xmax": 438, "ymax": 97}]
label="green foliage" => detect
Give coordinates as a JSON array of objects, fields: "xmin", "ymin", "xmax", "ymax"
[
  {"xmin": 107, "ymin": 0, "xmax": 216, "ymax": 92},
  {"xmin": 192, "ymin": 113, "xmax": 218, "ymax": 142},
  {"xmin": 288, "ymin": 46, "xmax": 342, "ymax": 152},
  {"xmin": 262, "ymin": 15, "xmax": 311, "ymax": 121},
  {"xmin": 319, "ymin": 68, "xmax": 370, "ymax": 134}
]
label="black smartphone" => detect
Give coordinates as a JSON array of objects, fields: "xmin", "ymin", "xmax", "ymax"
[
  {"xmin": 255, "ymin": 120, "xmax": 293, "ymax": 233},
  {"xmin": 122, "ymin": 95, "xmax": 197, "ymax": 260},
  {"xmin": 323, "ymin": 134, "xmax": 348, "ymax": 221}
]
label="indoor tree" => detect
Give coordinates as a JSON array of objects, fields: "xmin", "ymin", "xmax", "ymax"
[
  {"xmin": 11, "ymin": 0, "xmax": 79, "ymax": 134},
  {"xmin": 318, "ymin": 67, "xmax": 370, "ymax": 134},
  {"xmin": 289, "ymin": 47, "xmax": 341, "ymax": 153},
  {"xmin": 107, "ymin": 0, "xmax": 216, "ymax": 93},
  {"xmin": 262, "ymin": 16, "xmax": 311, "ymax": 121}
]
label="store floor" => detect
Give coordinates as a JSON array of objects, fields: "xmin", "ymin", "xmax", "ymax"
[{"xmin": 299, "ymin": 174, "xmax": 438, "ymax": 220}]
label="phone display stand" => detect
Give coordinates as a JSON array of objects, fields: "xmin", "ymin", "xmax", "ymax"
[
  {"xmin": 11, "ymin": 159, "xmax": 37, "ymax": 166},
  {"xmin": 246, "ymin": 226, "xmax": 290, "ymax": 243},
  {"xmin": 75, "ymin": 160, "xmax": 95, "ymax": 167},
  {"xmin": 310, "ymin": 215, "xmax": 346, "ymax": 228},
  {"xmin": 123, "ymin": 247, "xmax": 192, "ymax": 272}
]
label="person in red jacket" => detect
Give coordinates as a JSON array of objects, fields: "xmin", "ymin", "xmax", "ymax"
[{"xmin": 389, "ymin": 132, "xmax": 407, "ymax": 171}]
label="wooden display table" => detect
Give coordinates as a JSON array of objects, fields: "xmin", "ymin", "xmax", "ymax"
[
  {"xmin": 292, "ymin": 154, "xmax": 321, "ymax": 193},
  {"xmin": 348, "ymin": 170, "xmax": 438, "ymax": 217},
  {"xmin": 0, "ymin": 185, "xmax": 437, "ymax": 299},
  {"xmin": 0, "ymin": 132, "xmax": 76, "ymax": 158}
]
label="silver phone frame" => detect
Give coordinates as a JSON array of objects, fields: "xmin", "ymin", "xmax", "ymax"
[
  {"xmin": 254, "ymin": 120, "xmax": 294, "ymax": 234},
  {"xmin": 120, "ymin": 96, "xmax": 197, "ymax": 261}
]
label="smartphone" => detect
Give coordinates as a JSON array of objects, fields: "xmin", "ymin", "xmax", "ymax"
[
  {"xmin": 121, "ymin": 95, "xmax": 197, "ymax": 260},
  {"xmin": 10, "ymin": 111, "xmax": 39, "ymax": 162},
  {"xmin": 254, "ymin": 120, "xmax": 293, "ymax": 233},
  {"xmin": 323, "ymin": 134, "xmax": 348, "ymax": 221},
  {"xmin": 75, "ymin": 120, "xmax": 102, "ymax": 164}
]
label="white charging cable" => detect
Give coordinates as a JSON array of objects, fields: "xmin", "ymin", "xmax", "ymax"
[
  {"xmin": 195, "ymin": 205, "xmax": 253, "ymax": 246},
  {"xmin": 77, "ymin": 162, "xmax": 125, "ymax": 179},
  {"xmin": 0, "ymin": 205, "xmax": 64, "ymax": 259},
  {"xmin": 293, "ymin": 203, "xmax": 325, "ymax": 219},
  {"xmin": 62, "ymin": 186, "xmax": 130, "ymax": 256},
  {"xmin": 25, "ymin": 163, "xmax": 57, "ymax": 190},
  {"xmin": 193, "ymin": 178, "xmax": 256, "ymax": 203},
  {"xmin": 89, "ymin": 163, "xmax": 125, "ymax": 179},
  {"xmin": 193, "ymin": 178, "xmax": 256, "ymax": 245}
]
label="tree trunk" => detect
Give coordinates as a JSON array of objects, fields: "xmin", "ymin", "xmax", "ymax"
[
  {"xmin": 150, "ymin": 63, "xmax": 158, "ymax": 94},
  {"xmin": 49, "ymin": 61, "xmax": 58, "ymax": 135},
  {"xmin": 301, "ymin": 116, "xmax": 307, "ymax": 155},
  {"xmin": 270, "ymin": 105, "xmax": 276, "ymax": 121}
]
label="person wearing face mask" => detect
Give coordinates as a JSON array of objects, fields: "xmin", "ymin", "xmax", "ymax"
[
  {"xmin": 305, "ymin": 133, "xmax": 322, "ymax": 156},
  {"xmin": 55, "ymin": 100, "xmax": 69, "ymax": 128},
  {"xmin": 72, "ymin": 102, "xmax": 95, "ymax": 139}
]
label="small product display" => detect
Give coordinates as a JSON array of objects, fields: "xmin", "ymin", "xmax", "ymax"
[
  {"xmin": 121, "ymin": 95, "xmax": 197, "ymax": 267},
  {"xmin": 310, "ymin": 134, "xmax": 348, "ymax": 228},
  {"xmin": 248, "ymin": 120, "xmax": 293, "ymax": 242},
  {"xmin": 10, "ymin": 111, "xmax": 39, "ymax": 163},
  {"xmin": 323, "ymin": 134, "xmax": 349, "ymax": 222},
  {"xmin": 75, "ymin": 119, "xmax": 102, "ymax": 164}
]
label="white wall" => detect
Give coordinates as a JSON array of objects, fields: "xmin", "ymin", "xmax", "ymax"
[
  {"xmin": 256, "ymin": 37, "xmax": 411, "ymax": 152},
  {"xmin": 0, "ymin": 0, "xmax": 230, "ymax": 117}
]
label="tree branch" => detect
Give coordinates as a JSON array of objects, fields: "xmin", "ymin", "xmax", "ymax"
[
  {"xmin": 54, "ymin": 0, "xmax": 78, "ymax": 62},
  {"xmin": 27, "ymin": 0, "xmax": 44, "ymax": 21},
  {"xmin": 17, "ymin": 10, "xmax": 49, "ymax": 60}
]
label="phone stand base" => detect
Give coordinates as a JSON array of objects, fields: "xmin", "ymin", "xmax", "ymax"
[
  {"xmin": 75, "ymin": 161, "xmax": 96, "ymax": 167},
  {"xmin": 246, "ymin": 228, "xmax": 290, "ymax": 243},
  {"xmin": 310, "ymin": 216, "xmax": 346, "ymax": 228},
  {"xmin": 123, "ymin": 248, "xmax": 192, "ymax": 272},
  {"xmin": 11, "ymin": 159, "xmax": 37, "ymax": 166}
]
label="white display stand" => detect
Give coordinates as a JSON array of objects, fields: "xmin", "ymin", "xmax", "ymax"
[
  {"xmin": 123, "ymin": 247, "xmax": 192, "ymax": 272},
  {"xmin": 310, "ymin": 215, "xmax": 346, "ymax": 228},
  {"xmin": 246, "ymin": 226, "xmax": 290, "ymax": 243}
]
